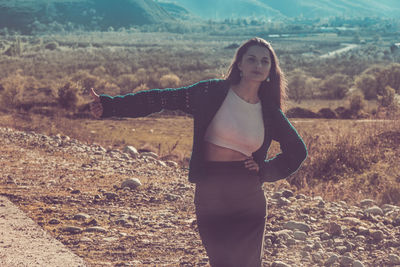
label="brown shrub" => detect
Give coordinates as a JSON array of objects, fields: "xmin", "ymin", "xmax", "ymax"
[
  {"xmin": 160, "ymin": 74, "xmax": 181, "ymax": 88},
  {"xmin": 57, "ymin": 82, "xmax": 81, "ymax": 111}
]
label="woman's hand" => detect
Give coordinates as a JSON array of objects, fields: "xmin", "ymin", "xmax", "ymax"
[
  {"xmin": 90, "ymin": 88, "xmax": 103, "ymax": 118},
  {"xmin": 244, "ymin": 157, "xmax": 259, "ymax": 172}
]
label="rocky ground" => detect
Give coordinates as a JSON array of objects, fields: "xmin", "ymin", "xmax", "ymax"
[{"xmin": 0, "ymin": 126, "xmax": 399, "ymax": 267}]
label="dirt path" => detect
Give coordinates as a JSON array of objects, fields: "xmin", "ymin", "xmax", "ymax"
[{"xmin": 0, "ymin": 196, "xmax": 87, "ymax": 266}]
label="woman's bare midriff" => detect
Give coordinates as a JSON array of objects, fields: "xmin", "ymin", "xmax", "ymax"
[{"xmin": 203, "ymin": 141, "xmax": 249, "ymax": 161}]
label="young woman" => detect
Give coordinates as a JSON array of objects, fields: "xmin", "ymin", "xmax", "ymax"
[{"xmin": 90, "ymin": 37, "xmax": 307, "ymax": 267}]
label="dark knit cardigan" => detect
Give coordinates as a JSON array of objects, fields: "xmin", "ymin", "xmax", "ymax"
[{"xmin": 99, "ymin": 79, "xmax": 307, "ymax": 184}]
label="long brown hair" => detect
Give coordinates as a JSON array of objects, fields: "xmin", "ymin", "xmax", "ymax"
[{"xmin": 225, "ymin": 37, "xmax": 287, "ymax": 110}]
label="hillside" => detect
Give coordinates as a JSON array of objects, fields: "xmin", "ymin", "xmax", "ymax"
[
  {"xmin": 168, "ymin": 0, "xmax": 400, "ymax": 19},
  {"xmin": 0, "ymin": 0, "xmax": 174, "ymax": 34}
]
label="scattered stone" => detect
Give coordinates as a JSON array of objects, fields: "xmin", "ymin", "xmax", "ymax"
[
  {"xmin": 360, "ymin": 199, "xmax": 375, "ymax": 207},
  {"xmin": 48, "ymin": 218, "xmax": 61, "ymax": 225},
  {"xmin": 281, "ymin": 189, "xmax": 294, "ymax": 198},
  {"xmin": 352, "ymin": 260, "xmax": 365, "ymax": 267},
  {"xmin": 327, "ymin": 222, "xmax": 342, "ymax": 236},
  {"xmin": 80, "ymin": 237, "xmax": 93, "ymax": 243},
  {"xmin": 164, "ymin": 193, "xmax": 181, "ymax": 201},
  {"xmin": 293, "ymin": 231, "xmax": 307, "ymax": 241},
  {"xmin": 124, "ymin": 146, "xmax": 139, "ymax": 158},
  {"xmin": 141, "ymin": 152, "xmax": 158, "ymax": 159},
  {"xmin": 271, "ymin": 261, "xmax": 290, "ymax": 267},
  {"xmin": 71, "ymin": 189, "xmax": 81, "ymax": 194},
  {"xmin": 278, "ymin": 196, "xmax": 291, "ymax": 206},
  {"xmin": 364, "ymin": 206, "xmax": 383, "ymax": 216},
  {"xmin": 388, "ymin": 254, "xmax": 400, "ymax": 265},
  {"xmin": 370, "ymin": 230, "xmax": 384, "ymax": 242},
  {"xmin": 105, "ymin": 192, "xmax": 118, "ymax": 200},
  {"xmin": 121, "ymin": 178, "xmax": 142, "ymax": 190},
  {"xmin": 340, "ymin": 255, "xmax": 354, "ymax": 267},
  {"xmin": 73, "ymin": 213, "xmax": 90, "ymax": 221},
  {"xmin": 85, "ymin": 226, "xmax": 107, "ymax": 233},
  {"xmin": 284, "ymin": 221, "xmax": 311, "ymax": 232},
  {"xmin": 325, "ymin": 254, "xmax": 339, "ymax": 266},
  {"xmin": 165, "ymin": 160, "xmax": 178, "ymax": 168},
  {"xmin": 62, "ymin": 226, "xmax": 82, "ymax": 234}
]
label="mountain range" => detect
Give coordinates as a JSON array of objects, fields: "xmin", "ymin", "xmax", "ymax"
[
  {"xmin": 0, "ymin": 0, "xmax": 399, "ymax": 34},
  {"xmin": 0, "ymin": 0, "xmax": 174, "ymax": 34},
  {"xmin": 160, "ymin": 0, "xmax": 400, "ymax": 19}
]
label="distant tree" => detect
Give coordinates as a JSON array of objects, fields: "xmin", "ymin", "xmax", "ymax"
[
  {"xmin": 355, "ymin": 64, "xmax": 400, "ymax": 99},
  {"xmin": 320, "ymin": 74, "xmax": 352, "ymax": 99},
  {"xmin": 288, "ymin": 69, "xmax": 306, "ymax": 102}
]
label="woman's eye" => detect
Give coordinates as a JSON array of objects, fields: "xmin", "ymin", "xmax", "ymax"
[{"xmin": 248, "ymin": 57, "xmax": 255, "ymax": 62}]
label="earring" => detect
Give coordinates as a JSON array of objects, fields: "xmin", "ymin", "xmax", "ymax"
[
  {"xmin": 240, "ymin": 71, "xmax": 243, "ymax": 78},
  {"xmin": 266, "ymin": 77, "xmax": 270, "ymax": 82}
]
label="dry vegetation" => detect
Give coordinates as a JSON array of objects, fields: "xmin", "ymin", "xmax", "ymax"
[{"xmin": 0, "ymin": 30, "xmax": 400, "ymax": 208}]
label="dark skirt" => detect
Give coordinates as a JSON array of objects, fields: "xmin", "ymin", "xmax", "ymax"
[{"xmin": 194, "ymin": 161, "xmax": 267, "ymax": 267}]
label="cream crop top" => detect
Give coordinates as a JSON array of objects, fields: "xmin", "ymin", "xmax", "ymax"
[{"xmin": 204, "ymin": 88, "xmax": 264, "ymax": 157}]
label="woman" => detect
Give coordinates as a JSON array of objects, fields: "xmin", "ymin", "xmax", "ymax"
[{"xmin": 90, "ymin": 37, "xmax": 307, "ymax": 267}]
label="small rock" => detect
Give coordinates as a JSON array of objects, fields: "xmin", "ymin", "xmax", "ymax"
[
  {"xmin": 364, "ymin": 206, "xmax": 383, "ymax": 216},
  {"xmin": 352, "ymin": 260, "xmax": 365, "ymax": 267},
  {"xmin": 115, "ymin": 219, "xmax": 129, "ymax": 226},
  {"xmin": 388, "ymin": 254, "xmax": 400, "ymax": 265},
  {"xmin": 271, "ymin": 261, "xmax": 290, "ymax": 267},
  {"xmin": 370, "ymin": 230, "xmax": 384, "ymax": 242},
  {"xmin": 48, "ymin": 218, "xmax": 61, "ymax": 225},
  {"xmin": 124, "ymin": 146, "xmax": 139, "ymax": 158},
  {"xmin": 85, "ymin": 226, "xmax": 107, "ymax": 233},
  {"xmin": 278, "ymin": 197, "xmax": 291, "ymax": 206},
  {"xmin": 360, "ymin": 199, "xmax": 375, "ymax": 207},
  {"xmin": 336, "ymin": 245, "xmax": 349, "ymax": 254},
  {"xmin": 392, "ymin": 216, "xmax": 400, "ymax": 227},
  {"xmin": 141, "ymin": 152, "xmax": 158, "ymax": 159},
  {"xmin": 165, "ymin": 160, "xmax": 178, "ymax": 168},
  {"xmin": 272, "ymin": 192, "xmax": 282, "ymax": 199},
  {"xmin": 284, "ymin": 221, "xmax": 311, "ymax": 232},
  {"xmin": 71, "ymin": 189, "xmax": 81, "ymax": 194},
  {"xmin": 165, "ymin": 193, "xmax": 181, "ymax": 201},
  {"xmin": 103, "ymin": 237, "xmax": 118, "ymax": 242},
  {"xmin": 340, "ymin": 256, "xmax": 354, "ymax": 267},
  {"xmin": 121, "ymin": 178, "xmax": 142, "ymax": 189},
  {"xmin": 327, "ymin": 222, "xmax": 342, "ymax": 236},
  {"xmin": 73, "ymin": 213, "xmax": 90, "ymax": 221},
  {"xmin": 320, "ymin": 232, "xmax": 331, "ymax": 240},
  {"xmin": 80, "ymin": 237, "xmax": 92, "ymax": 243},
  {"xmin": 324, "ymin": 254, "xmax": 339, "ymax": 266},
  {"xmin": 313, "ymin": 241, "xmax": 323, "ymax": 250},
  {"xmin": 105, "ymin": 192, "xmax": 118, "ymax": 200},
  {"xmin": 281, "ymin": 189, "xmax": 294, "ymax": 198},
  {"xmin": 62, "ymin": 226, "xmax": 82, "ymax": 234},
  {"xmin": 293, "ymin": 231, "xmax": 307, "ymax": 241},
  {"xmin": 85, "ymin": 219, "xmax": 99, "ymax": 226}
]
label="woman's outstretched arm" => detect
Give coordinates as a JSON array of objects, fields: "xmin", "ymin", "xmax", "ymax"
[{"xmin": 91, "ymin": 81, "xmax": 212, "ymax": 119}]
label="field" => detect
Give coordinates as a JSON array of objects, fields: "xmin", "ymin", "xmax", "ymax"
[
  {"xmin": 0, "ymin": 30, "xmax": 400, "ymax": 266},
  {"xmin": 1, "ymin": 29, "xmax": 399, "ymax": 202}
]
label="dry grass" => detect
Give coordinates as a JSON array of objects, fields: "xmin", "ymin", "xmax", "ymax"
[{"xmin": 2, "ymin": 109, "xmax": 400, "ymax": 206}]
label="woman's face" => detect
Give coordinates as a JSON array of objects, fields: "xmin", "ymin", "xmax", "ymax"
[{"xmin": 237, "ymin": 45, "xmax": 271, "ymax": 83}]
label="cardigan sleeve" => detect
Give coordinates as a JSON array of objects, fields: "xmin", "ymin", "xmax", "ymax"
[
  {"xmin": 99, "ymin": 80, "xmax": 209, "ymax": 118},
  {"xmin": 258, "ymin": 108, "xmax": 307, "ymax": 183}
]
